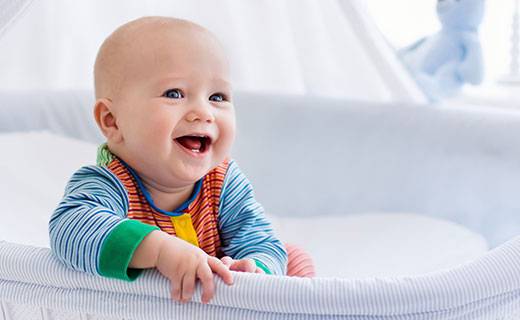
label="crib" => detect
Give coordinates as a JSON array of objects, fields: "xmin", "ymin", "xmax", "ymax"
[{"xmin": 1, "ymin": 90, "xmax": 520, "ymax": 319}]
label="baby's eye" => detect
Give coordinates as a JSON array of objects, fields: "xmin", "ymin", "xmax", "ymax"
[
  {"xmin": 209, "ymin": 93, "xmax": 226, "ymax": 102},
  {"xmin": 162, "ymin": 89, "xmax": 184, "ymax": 99}
]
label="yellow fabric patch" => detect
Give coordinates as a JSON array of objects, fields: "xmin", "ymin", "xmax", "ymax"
[{"xmin": 170, "ymin": 214, "xmax": 199, "ymax": 247}]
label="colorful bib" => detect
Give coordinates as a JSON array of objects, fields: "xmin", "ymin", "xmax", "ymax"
[{"xmin": 98, "ymin": 145, "xmax": 228, "ymax": 257}]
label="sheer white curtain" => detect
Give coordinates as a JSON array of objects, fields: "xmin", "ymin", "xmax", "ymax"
[
  {"xmin": 0, "ymin": 0, "xmax": 425, "ymax": 103},
  {"xmin": 0, "ymin": 0, "xmax": 33, "ymax": 38}
]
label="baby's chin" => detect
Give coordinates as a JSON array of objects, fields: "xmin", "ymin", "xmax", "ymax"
[{"xmin": 169, "ymin": 158, "xmax": 215, "ymax": 184}]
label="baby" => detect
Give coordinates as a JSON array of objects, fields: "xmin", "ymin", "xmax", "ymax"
[{"xmin": 49, "ymin": 16, "xmax": 314, "ymax": 304}]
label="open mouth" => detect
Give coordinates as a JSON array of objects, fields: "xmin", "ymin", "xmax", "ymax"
[{"xmin": 174, "ymin": 135, "xmax": 212, "ymax": 154}]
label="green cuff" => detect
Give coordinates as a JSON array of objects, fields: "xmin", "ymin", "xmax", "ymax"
[
  {"xmin": 99, "ymin": 219, "xmax": 159, "ymax": 281},
  {"xmin": 254, "ymin": 259, "xmax": 272, "ymax": 275}
]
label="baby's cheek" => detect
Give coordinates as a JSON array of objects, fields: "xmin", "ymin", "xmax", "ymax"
[
  {"xmin": 223, "ymin": 130, "xmax": 235, "ymax": 157},
  {"xmin": 217, "ymin": 118, "xmax": 236, "ymax": 154},
  {"xmin": 212, "ymin": 139, "xmax": 232, "ymax": 165}
]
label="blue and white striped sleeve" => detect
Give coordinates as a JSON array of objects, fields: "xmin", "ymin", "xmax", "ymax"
[
  {"xmin": 218, "ymin": 160, "xmax": 287, "ymax": 276},
  {"xmin": 49, "ymin": 165, "xmax": 135, "ymax": 276}
]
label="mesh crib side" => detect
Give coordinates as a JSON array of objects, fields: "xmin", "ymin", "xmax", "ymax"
[
  {"xmin": 0, "ymin": 301, "xmax": 120, "ymax": 320},
  {"xmin": 2, "ymin": 240, "xmax": 520, "ymax": 319}
]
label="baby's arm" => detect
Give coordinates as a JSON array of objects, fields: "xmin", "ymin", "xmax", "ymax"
[
  {"xmin": 49, "ymin": 166, "xmax": 155, "ymax": 277},
  {"xmin": 218, "ymin": 160, "xmax": 288, "ymax": 275},
  {"xmin": 130, "ymin": 230, "xmax": 232, "ymax": 303},
  {"xmin": 50, "ymin": 166, "xmax": 231, "ymax": 303}
]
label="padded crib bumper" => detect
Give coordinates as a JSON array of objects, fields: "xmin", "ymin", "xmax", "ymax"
[{"xmin": 1, "ymin": 240, "xmax": 520, "ymax": 319}]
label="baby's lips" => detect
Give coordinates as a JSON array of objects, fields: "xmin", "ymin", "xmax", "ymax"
[{"xmin": 174, "ymin": 134, "xmax": 213, "ymax": 153}]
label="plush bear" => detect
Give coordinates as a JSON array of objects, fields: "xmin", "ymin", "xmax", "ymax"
[{"xmin": 399, "ymin": 0, "xmax": 485, "ymax": 101}]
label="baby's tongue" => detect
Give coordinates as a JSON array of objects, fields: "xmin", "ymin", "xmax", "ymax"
[{"xmin": 177, "ymin": 136, "xmax": 202, "ymax": 150}]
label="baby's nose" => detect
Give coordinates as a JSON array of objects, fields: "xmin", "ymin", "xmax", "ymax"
[{"xmin": 186, "ymin": 106, "xmax": 215, "ymax": 123}]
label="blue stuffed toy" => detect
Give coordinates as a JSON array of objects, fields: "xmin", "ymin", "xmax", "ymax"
[{"xmin": 399, "ymin": 0, "xmax": 485, "ymax": 101}]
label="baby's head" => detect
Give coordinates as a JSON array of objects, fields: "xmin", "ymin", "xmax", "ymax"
[{"xmin": 93, "ymin": 17, "xmax": 235, "ymax": 188}]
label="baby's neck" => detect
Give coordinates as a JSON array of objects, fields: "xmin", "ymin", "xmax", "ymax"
[{"xmin": 141, "ymin": 177, "xmax": 195, "ymax": 213}]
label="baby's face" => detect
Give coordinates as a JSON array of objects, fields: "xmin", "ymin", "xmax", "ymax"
[{"xmin": 109, "ymin": 24, "xmax": 235, "ymax": 188}]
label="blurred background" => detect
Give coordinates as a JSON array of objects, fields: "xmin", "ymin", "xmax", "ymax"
[
  {"xmin": 0, "ymin": 0, "xmax": 509, "ymax": 105},
  {"xmin": 0, "ymin": 0, "xmax": 517, "ymax": 107},
  {"xmin": 368, "ymin": 0, "xmax": 510, "ymax": 85}
]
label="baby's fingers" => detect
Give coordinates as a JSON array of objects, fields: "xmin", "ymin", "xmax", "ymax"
[
  {"xmin": 230, "ymin": 258, "xmax": 256, "ymax": 273},
  {"xmin": 208, "ymin": 257, "xmax": 233, "ymax": 285},
  {"xmin": 171, "ymin": 273, "xmax": 183, "ymax": 301},
  {"xmin": 220, "ymin": 256, "xmax": 234, "ymax": 267},
  {"xmin": 197, "ymin": 262, "xmax": 215, "ymax": 304},
  {"xmin": 181, "ymin": 271, "xmax": 196, "ymax": 303}
]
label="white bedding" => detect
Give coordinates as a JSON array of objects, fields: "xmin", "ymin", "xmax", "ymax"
[{"xmin": 0, "ymin": 132, "xmax": 488, "ymax": 277}]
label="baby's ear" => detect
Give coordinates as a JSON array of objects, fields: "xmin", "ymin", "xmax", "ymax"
[{"xmin": 94, "ymin": 98, "xmax": 123, "ymax": 143}]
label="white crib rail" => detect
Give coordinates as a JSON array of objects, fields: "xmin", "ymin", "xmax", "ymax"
[{"xmin": 1, "ymin": 239, "xmax": 520, "ymax": 319}]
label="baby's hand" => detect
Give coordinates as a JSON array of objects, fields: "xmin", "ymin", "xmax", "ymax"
[
  {"xmin": 155, "ymin": 235, "xmax": 233, "ymax": 304},
  {"xmin": 220, "ymin": 256, "xmax": 265, "ymax": 274}
]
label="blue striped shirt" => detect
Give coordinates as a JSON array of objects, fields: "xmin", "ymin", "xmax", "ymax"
[{"xmin": 49, "ymin": 159, "xmax": 287, "ymax": 278}]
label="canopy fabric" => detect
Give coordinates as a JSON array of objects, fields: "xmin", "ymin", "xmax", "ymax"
[
  {"xmin": 0, "ymin": 0, "xmax": 426, "ymax": 103},
  {"xmin": 0, "ymin": 0, "xmax": 33, "ymax": 38}
]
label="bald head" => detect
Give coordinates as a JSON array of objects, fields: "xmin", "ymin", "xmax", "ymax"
[{"xmin": 94, "ymin": 16, "xmax": 225, "ymax": 99}]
